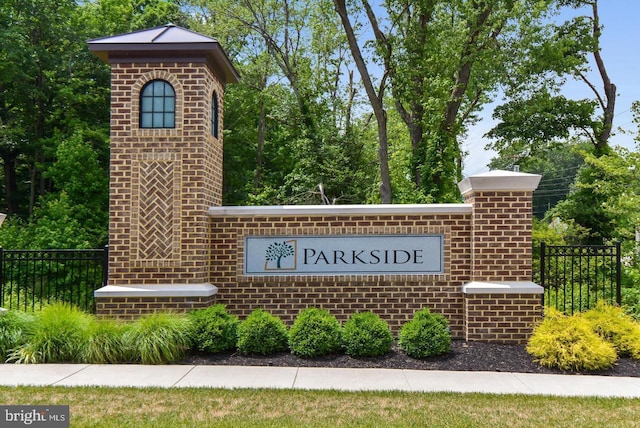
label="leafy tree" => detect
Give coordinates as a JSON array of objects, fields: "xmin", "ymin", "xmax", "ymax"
[
  {"xmin": 0, "ymin": 0, "xmax": 189, "ymax": 248},
  {"xmin": 80, "ymin": 0, "xmax": 188, "ymax": 36},
  {"xmin": 194, "ymin": 0, "xmax": 378, "ymax": 205},
  {"xmin": 334, "ymin": 0, "xmax": 393, "ymax": 203},
  {"xmin": 487, "ymin": 0, "xmax": 616, "ymax": 165},
  {"xmin": 383, "ymin": 0, "xmax": 528, "ymax": 202},
  {"xmin": 335, "ymin": 0, "xmax": 561, "ymax": 203},
  {"xmin": 552, "ymin": 148, "xmax": 640, "ymax": 244},
  {"xmin": 0, "ymin": 0, "xmax": 93, "ymax": 216}
]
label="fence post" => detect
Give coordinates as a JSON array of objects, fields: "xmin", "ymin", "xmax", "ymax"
[
  {"xmin": 616, "ymin": 240, "xmax": 622, "ymax": 305},
  {"xmin": 0, "ymin": 247, "xmax": 3, "ymax": 306},
  {"xmin": 102, "ymin": 245, "xmax": 109, "ymax": 287},
  {"xmin": 540, "ymin": 241, "xmax": 546, "ymax": 307}
]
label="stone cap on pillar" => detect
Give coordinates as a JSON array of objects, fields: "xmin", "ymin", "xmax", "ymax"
[{"xmin": 458, "ymin": 170, "xmax": 542, "ymax": 196}]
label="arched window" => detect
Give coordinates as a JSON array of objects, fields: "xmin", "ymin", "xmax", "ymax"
[
  {"xmin": 211, "ymin": 91, "xmax": 220, "ymax": 138},
  {"xmin": 140, "ymin": 80, "xmax": 175, "ymax": 128}
]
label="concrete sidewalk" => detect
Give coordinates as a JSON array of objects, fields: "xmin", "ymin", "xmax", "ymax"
[{"xmin": 1, "ymin": 364, "xmax": 640, "ymax": 397}]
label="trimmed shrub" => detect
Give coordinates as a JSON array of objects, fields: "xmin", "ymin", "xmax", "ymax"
[
  {"xmin": 0, "ymin": 310, "xmax": 33, "ymax": 361},
  {"xmin": 527, "ymin": 308, "xmax": 617, "ymax": 371},
  {"xmin": 289, "ymin": 307, "xmax": 342, "ymax": 357},
  {"xmin": 189, "ymin": 304, "xmax": 239, "ymax": 353},
  {"xmin": 342, "ymin": 312, "xmax": 393, "ymax": 357},
  {"xmin": 123, "ymin": 312, "xmax": 193, "ymax": 364},
  {"xmin": 236, "ymin": 309, "xmax": 288, "ymax": 355},
  {"xmin": 398, "ymin": 308, "xmax": 451, "ymax": 358},
  {"xmin": 582, "ymin": 302, "xmax": 640, "ymax": 360}
]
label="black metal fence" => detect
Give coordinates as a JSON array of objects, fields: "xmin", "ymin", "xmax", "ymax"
[
  {"xmin": 540, "ymin": 241, "xmax": 621, "ymax": 315},
  {"xmin": 0, "ymin": 247, "xmax": 108, "ymax": 313}
]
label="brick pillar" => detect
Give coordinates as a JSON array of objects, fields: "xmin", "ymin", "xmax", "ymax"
[
  {"xmin": 458, "ymin": 171, "xmax": 544, "ymax": 343},
  {"xmin": 88, "ymin": 25, "xmax": 239, "ymax": 318}
]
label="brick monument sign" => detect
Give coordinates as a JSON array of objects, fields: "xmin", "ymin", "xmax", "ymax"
[{"xmin": 89, "ymin": 24, "xmax": 543, "ymax": 344}]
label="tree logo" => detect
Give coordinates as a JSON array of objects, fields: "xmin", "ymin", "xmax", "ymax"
[{"xmin": 264, "ymin": 240, "xmax": 297, "ymax": 270}]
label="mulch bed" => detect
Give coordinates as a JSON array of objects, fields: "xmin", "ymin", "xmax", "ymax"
[{"xmin": 179, "ymin": 340, "xmax": 640, "ymax": 377}]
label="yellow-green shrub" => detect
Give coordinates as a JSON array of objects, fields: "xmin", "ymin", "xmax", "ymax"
[
  {"xmin": 582, "ymin": 302, "xmax": 640, "ymax": 360},
  {"xmin": 7, "ymin": 303, "xmax": 93, "ymax": 363},
  {"xmin": 527, "ymin": 308, "xmax": 617, "ymax": 371}
]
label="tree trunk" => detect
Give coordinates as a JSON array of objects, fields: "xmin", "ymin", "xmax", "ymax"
[
  {"xmin": 254, "ymin": 99, "xmax": 267, "ymax": 190},
  {"xmin": 334, "ymin": 0, "xmax": 392, "ymax": 203},
  {"xmin": 2, "ymin": 153, "xmax": 18, "ymax": 215},
  {"xmin": 591, "ymin": 0, "xmax": 615, "ymax": 155}
]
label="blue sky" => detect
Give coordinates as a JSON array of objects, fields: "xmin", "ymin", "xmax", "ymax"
[{"xmin": 462, "ymin": 1, "xmax": 640, "ymax": 176}]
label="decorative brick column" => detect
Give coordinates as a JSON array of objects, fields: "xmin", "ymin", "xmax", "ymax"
[
  {"xmin": 458, "ymin": 171, "xmax": 544, "ymax": 343},
  {"xmin": 88, "ymin": 25, "xmax": 239, "ymax": 318}
]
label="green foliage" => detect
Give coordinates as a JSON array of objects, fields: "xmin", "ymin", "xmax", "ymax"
[
  {"xmin": 123, "ymin": 313, "xmax": 193, "ymax": 364},
  {"xmin": 582, "ymin": 303, "xmax": 640, "ymax": 359},
  {"xmin": 488, "ymin": 92, "xmax": 596, "ymax": 159},
  {"xmin": 289, "ymin": 308, "xmax": 342, "ymax": 358},
  {"xmin": 0, "ymin": 310, "xmax": 33, "ymax": 361},
  {"xmin": 552, "ymin": 155, "xmax": 615, "ymax": 244},
  {"xmin": 80, "ymin": 0, "xmax": 189, "ymax": 37},
  {"xmin": 342, "ymin": 312, "xmax": 393, "ymax": 357},
  {"xmin": 43, "ymin": 131, "xmax": 109, "ymax": 245},
  {"xmin": 0, "ymin": 0, "xmax": 110, "ymax": 226},
  {"xmin": 0, "ymin": 194, "xmax": 98, "ymax": 249},
  {"xmin": 546, "ymin": 149, "xmax": 640, "ymax": 317},
  {"xmin": 2, "ymin": 306, "xmax": 194, "ymax": 365},
  {"xmin": 212, "ymin": 0, "xmax": 378, "ymax": 206},
  {"xmin": 379, "ymin": 0, "xmax": 554, "ymax": 202},
  {"xmin": 488, "ymin": 1, "xmax": 611, "ymax": 171},
  {"xmin": 236, "ymin": 309, "xmax": 289, "ymax": 355},
  {"xmin": 7, "ymin": 303, "xmax": 93, "ymax": 363},
  {"xmin": 622, "ymin": 283, "xmax": 640, "ymax": 320},
  {"xmin": 527, "ymin": 308, "xmax": 618, "ymax": 371},
  {"xmin": 81, "ymin": 319, "xmax": 129, "ymax": 364},
  {"xmin": 189, "ymin": 304, "xmax": 239, "ymax": 354},
  {"xmin": 398, "ymin": 308, "xmax": 451, "ymax": 358}
]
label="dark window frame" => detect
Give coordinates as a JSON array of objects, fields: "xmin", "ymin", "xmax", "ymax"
[
  {"xmin": 211, "ymin": 91, "xmax": 220, "ymax": 138},
  {"xmin": 140, "ymin": 80, "xmax": 176, "ymax": 129}
]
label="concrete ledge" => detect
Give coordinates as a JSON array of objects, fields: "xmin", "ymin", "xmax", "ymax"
[
  {"xmin": 94, "ymin": 283, "xmax": 218, "ymax": 298},
  {"xmin": 208, "ymin": 203, "xmax": 471, "ymax": 217},
  {"xmin": 458, "ymin": 170, "xmax": 542, "ymax": 196},
  {"xmin": 462, "ymin": 281, "xmax": 543, "ymax": 295}
]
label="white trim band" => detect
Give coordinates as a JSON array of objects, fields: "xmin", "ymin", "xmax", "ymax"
[
  {"xmin": 208, "ymin": 204, "xmax": 471, "ymax": 217},
  {"xmin": 462, "ymin": 281, "xmax": 543, "ymax": 295},
  {"xmin": 94, "ymin": 283, "xmax": 218, "ymax": 298}
]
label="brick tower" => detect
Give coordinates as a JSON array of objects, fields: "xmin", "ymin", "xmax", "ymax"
[{"xmin": 88, "ymin": 24, "xmax": 239, "ymax": 317}]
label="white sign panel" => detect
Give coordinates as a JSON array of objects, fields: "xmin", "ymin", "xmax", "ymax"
[{"xmin": 244, "ymin": 235, "xmax": 444, "ymax": 276}]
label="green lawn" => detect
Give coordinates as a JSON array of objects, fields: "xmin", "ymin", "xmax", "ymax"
[{"xmin": 1, "ymin": 386, "xmax": 638, "ymax": 427}]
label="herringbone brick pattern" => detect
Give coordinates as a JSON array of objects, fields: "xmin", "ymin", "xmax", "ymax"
[{"xmin": 138, "ymin": 160, "xmax": 175, "ymax": 260}]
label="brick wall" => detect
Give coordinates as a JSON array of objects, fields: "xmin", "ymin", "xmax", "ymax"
[
  {"xmin": 204, "ymin": 172, "xmax": 544, "ymax": 343},
  {"xmin": 108, "ymin": 61, "xmax": 224, "ymax": 286},
  {"xmin": 464, "ymin": 293, "xmax": 543, "ymax": 343},
  {"xmin": 96, "ymin": 295, "xmax": 216, "ymax": 320},
  {"xmin": 464, "ymin": 191, "xmax": 534, "ymax": 281},
  {"xmin": 209, "ymin": 208, "xmax": 472, "ymax": 335}
]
